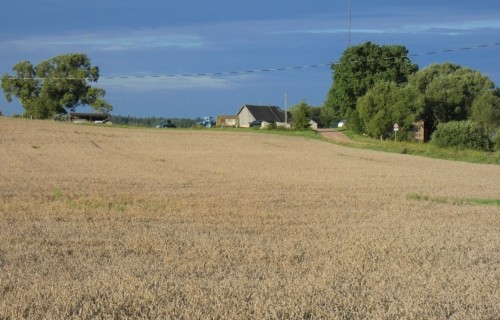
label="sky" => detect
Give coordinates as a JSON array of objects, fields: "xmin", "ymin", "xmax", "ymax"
[{"xmin": 0, "ymin": 0, "xmax": 499, "ymax": 118}]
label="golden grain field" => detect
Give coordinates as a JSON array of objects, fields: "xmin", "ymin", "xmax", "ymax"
[{"xmin": 0, "ymin": 117, "xmax": 499, "ymax": 319}]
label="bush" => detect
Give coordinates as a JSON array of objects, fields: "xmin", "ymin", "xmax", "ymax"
[
  {"xmin": 431, "ymin": 120, "xmax": 493, "ymax": 151},
  {"xmin": 492, "ymin": 129, "xmax": 500, "ymax": 151},
  {"xmin": 290, "ymin": 100, "xmax": 311, "ymax": 130}
]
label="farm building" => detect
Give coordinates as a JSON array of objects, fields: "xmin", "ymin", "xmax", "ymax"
[
  {"xmin": 237, "ymin": 105, "xmax": 286, "ymax": 128},
  {"xmin": 216, "ymin": 115, "xmax": 240, "ymax": 127},
  {"xmin": 69, "ymin": 112, "xmax": 110, "ymax": 124}
]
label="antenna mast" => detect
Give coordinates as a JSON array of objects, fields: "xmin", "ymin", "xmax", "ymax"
[{"xmin": 348, "ymin": 0, "xmax": 352, "ymax": 47}]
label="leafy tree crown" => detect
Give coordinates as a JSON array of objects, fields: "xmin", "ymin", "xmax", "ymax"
[{"xmin": 1, "ymin": 53, "xmax": 112, "ymax": 118}]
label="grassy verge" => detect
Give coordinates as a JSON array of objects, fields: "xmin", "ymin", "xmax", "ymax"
[
  {"xmin": 337, "ymin": 129, "xmax": 500, "ymax": 165},
  {"xmin": 247, "ymin": 127, "xmax": 326, "ymax": 140},
  {"xmin": 189, "ymin": 125, "xmax": 327, "ymax": 141}
]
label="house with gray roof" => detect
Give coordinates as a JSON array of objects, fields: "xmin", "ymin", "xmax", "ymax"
[{"xmin": 237, "ymin": 105, "xmax": 285, "ymax": 127}]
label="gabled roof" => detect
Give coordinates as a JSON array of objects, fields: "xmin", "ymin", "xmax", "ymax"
[{"xmin": 238, "ymin": 105, "xmax": 285, "ymax": 122}]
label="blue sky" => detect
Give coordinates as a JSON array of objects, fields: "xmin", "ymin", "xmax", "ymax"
[{"xmin": 1, "ymin": 0, "xmax": 499, "ymax": 118}]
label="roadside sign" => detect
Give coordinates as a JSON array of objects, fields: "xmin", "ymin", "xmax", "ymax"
[{"xmin": 393, "ymin": 123, "xmax": 399, "ymax": 142}]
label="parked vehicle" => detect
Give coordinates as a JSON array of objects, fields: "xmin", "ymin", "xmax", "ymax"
[
  {"xmin": 249, "ymin": 120, "xmax": 263, "ymax": 127},
  {"xmin": 198, "ymin": 116, "xmax": 216, "ymax": 128},
  {"xmin": 156, "ymin": 119, "xmax": 176, "ymax": 128}
]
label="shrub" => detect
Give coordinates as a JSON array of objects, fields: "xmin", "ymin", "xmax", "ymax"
[
  {"xmin": 492, "ymin": 129, "xmax": 500, "ymax": 151},
  {"xmin": 431, "ymin": 120, "xmax": 493, "ymax": 151},
  {"xmin": 290, "ymin": 100, "xmax": 311, "ymax": 130}
]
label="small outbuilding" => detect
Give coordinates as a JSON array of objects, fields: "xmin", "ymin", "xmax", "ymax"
[
  {"xmin": 69, "ymin": 112, "xmax": 110, "ymax": 124},
  {"xmin": 216, "ymin": 115, "xmax": 240, "ymax": 127},
  {"xmin": 237, "ymin": 105, "xmax": 286, "ymax": 128}
]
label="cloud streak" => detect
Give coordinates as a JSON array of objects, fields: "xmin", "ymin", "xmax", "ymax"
[
  {"xmin": 98, "ymin": 74, "xmax": 258, "ymax": 92},
  {"xmin": 278, "ymin": 18, "xmax": 500, "ymax": 36},
  {"xmin": 4, "ymin": 28, "xmax": 206, "ymax": 52}
]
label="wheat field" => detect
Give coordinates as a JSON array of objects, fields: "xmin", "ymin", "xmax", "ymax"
[{"xmin": 0, "ymin": 117, "xmax": 499, "ymax": 319}]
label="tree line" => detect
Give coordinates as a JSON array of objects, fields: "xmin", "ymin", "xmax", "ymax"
[
  {"xmin": 111, "ymin": 115, "xmax": 196, "ymax": 128},
  {"xmin": 318, "ymin": 42, "xmax": 500, "ymax": 150}
]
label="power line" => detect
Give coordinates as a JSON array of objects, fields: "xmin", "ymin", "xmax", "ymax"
[
  {"xmin": 5, "ymin": 42, "xmax": 500, "ymax": 81},
  {"xmin": 409, "ymin": 42, "xmax": 500, "ymax": 57}
]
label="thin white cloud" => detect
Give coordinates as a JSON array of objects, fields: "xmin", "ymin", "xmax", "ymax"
[
  {"xmin": 5, "ymin": 28, "xmax": 206, "ymax": 52},
  {"xmin": 279, "ymin": 18, "xmax": 500, "ymax": 36},
  {"xmin": 98, "ymin": 74, "xmax": 255, "ymax": 92},
  {"xmin": 397, "ymin": 19, "xmax": 500, "ymax": 35}
]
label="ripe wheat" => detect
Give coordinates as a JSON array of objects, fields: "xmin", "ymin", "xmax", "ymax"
[{"xmin": 0, "ymin": 118, "xmax": 499, "ymax": 319}]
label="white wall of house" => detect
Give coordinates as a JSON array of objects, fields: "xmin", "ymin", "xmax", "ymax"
[{"xmin": 237, "ymin": 107, "xmax": 256, "ymax": 128}]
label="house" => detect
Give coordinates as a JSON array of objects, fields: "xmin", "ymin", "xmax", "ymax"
[{"xmin": 237, "ymin": 105, "xmax": 285, "ymax": 128}]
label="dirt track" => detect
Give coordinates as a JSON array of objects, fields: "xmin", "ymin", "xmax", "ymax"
[{"xmin": 316, "ymin": 128, "xmax": 354, "ymax": 144}]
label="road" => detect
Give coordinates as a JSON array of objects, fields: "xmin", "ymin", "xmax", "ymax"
[{"xmin": 316, "ymin": 128, "xmax": 354, "ymax": 144}]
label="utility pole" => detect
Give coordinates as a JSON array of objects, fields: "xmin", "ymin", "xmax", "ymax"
[
  {"xmin": 348, "ymin": 0, "xmax": 352, "ymax": 47},
  {"xmin": 284, "ymin": 92, "xmax": 288, "ymax": 124}
]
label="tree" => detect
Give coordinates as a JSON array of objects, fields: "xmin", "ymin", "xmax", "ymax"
[
  {"xmin": 290, "ymin": 100, "xmax": 311, "ymax": 130},
  {"xmin": 1, "ymin": 53, "xmax": 111, "ymax": 119},
  {"xmin": 309, "ymin": 106, "xmax": 323, "ymax": 127},
  {"xmin": 357, "ymin": 81, "xmax": 420, "ymax": 139},
  {"xmin": 319, "ymin": 104, "xmax": 337, "ymax": 128},
  {"xmin": 408, "ymin": 63, "xmax": 494, "ymax": 139},
  {"xmin": 470, "ymin": 90, "xmax": 500, "ymax": 135},
  {"xmin": 324, "ymin": 42, "xmax": 418, "ymax": 132}
]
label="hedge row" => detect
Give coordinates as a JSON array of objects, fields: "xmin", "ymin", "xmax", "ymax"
[{"xmin": 431, "ymin": 121, "xmax": 494, "ymax": 151}]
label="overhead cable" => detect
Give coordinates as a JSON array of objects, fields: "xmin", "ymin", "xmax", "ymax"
[{"xmin": 5, "ymin": 42, "xmax": 500, "ymax": 81}]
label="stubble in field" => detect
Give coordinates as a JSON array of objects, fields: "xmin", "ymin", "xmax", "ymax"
[{"xmin": 0, "ymin": 118, "xmax": 499, "ymax": 319}]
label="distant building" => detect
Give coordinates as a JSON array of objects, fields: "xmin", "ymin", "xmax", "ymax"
[
  {"xmin": 69, "ymin": 112, "xmax": 110, "ymax": 124},
  {"xmin": 216, "ymin": 115, "xmax": 240, "ymax": 127},
  {"xmin": 237, "ymin": 105, "xmax": 285, "ymax": 128}
]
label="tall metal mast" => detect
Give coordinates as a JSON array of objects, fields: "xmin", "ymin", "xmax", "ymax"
[{"xmin": 348, "ymin": 0, "xmax": 352, "ymax": 47}]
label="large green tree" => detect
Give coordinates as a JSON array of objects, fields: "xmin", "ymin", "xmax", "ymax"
[
  {"xmin": 470, "ymin": 89, "xmax": 500, "ymax": 135},
  {"xmin": 1, "ymin": 53, "xmax": 111, "ymax": 118},
  {"xmin": 357, "ymin": 81, "xmax": 420, "ymax": 139},
  {"xmin": 324, "ymin": 42, "xmax": 418, "ymax": 132},
  {"xmin": 355, "ymin": 62, "xmax": 497, "ymax": 141},
  {"xmin": 408, "ymin": 63, "xmax": 495, "ymax": 138}
]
